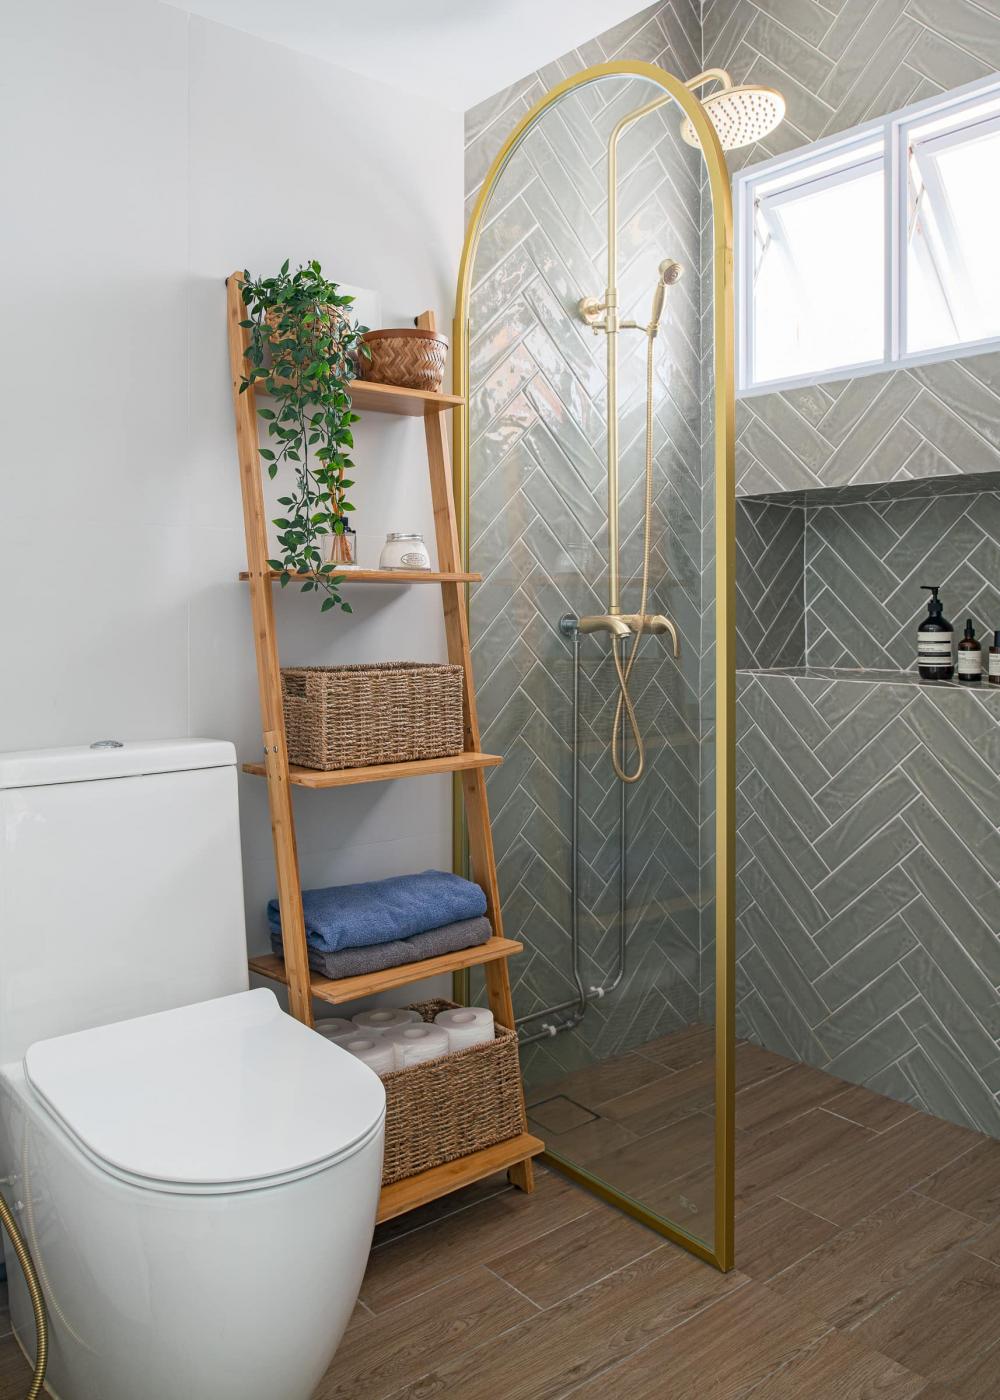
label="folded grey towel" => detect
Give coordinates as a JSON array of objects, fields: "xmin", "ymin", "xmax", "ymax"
[{"xmin": 270, "ymin": 915, "xmax": 492, "ymax": 980}]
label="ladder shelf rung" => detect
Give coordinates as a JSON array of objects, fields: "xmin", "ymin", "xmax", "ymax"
[
  {"xmin": 242, "ymin": 751, "xmax": 501, "ymax": 789},
  {"xmin": 249, "ymin": 936, "xmax": 523, "ymax": 1005},
  {"xmin": 248, "ymin": 373, "xmax": 463, "ymax": 417},
  {"xmin": 376, "ymin": 1134, "xmax": 545, "ymax": 1223},
  {"xmin": 238, "ymin": 568, "xmax": 480, "ymax": 584}
]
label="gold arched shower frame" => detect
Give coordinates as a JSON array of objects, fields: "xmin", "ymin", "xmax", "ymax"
[{"xmin": 451, "ymin": 61, "xmax": 736, "ymax": 1271}]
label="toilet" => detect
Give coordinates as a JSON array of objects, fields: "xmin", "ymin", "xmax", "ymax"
[{"xmin": 0, "ymin": 740, "xmax": 386, "ymax": 1400}]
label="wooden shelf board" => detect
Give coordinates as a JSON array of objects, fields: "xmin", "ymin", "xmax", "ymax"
[
  {"xmin": 242, "ymin": 751, "xmax": 501, "ymax": 789},
  {"xmin": 249, "ymin": 935, "xmax": 523, "ymax": 1005},
  {"xmin": 249, "ymin": 375, "xmax": 463, "ymax": 417},
  {"xmin": 376, "ymin": 1134, "xmax": 545, "ymax": 1223},
  {"xmin": 239, "ymin": 568, "xmax": 480, "ymax": 584}
]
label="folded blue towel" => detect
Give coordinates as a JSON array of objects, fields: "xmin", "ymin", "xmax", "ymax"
[{"xmin": 266, "ymin": 869, "xmax": 487, "ymax": 954}]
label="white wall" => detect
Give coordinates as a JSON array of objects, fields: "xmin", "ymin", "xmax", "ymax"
[{"xmin": 0, "ymin": 0, "xmax": 463, "ymax": 1005}]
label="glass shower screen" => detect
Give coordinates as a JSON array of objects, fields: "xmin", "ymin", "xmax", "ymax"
[{"xmin": 456, "ymin": 65, "xmax": 734, "ymax": 1267}]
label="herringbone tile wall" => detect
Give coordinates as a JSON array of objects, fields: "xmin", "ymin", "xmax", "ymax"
[
  {"xmin": 720, "ymin": 0, "xmax": 1000, "ymax": 1135},
  {"xmin": 737, "ymin": 670, "xmax": 1000, "ymax": 1134},
  {"xmin": 466, "ymin": 0, "xmax": 1000, "ymax": 1134},
  {"xmin": 465, "ymin": 11, "xmax": 714, "ymax": 1084}
]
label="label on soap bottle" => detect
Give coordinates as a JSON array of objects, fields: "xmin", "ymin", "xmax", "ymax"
[
  {"xmin": 989, "ymin": 652, "xmax": 1000, "ymax": 679},
  {"xmin": 918, "ymin": 631, "xmax": 952, "ymax": 666},
  {"xmin": 958, "ymin": 650, "xmax": 982, "ymax": 677}
]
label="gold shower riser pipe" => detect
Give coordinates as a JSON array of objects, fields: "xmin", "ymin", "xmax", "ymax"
[{"xmin": 604, "ymin": 80, "xmax": 710, "ymax": 615}]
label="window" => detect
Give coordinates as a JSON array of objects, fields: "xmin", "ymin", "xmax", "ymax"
[{"xmin": 736, "ymin": 75, "xmax": 1000, "ymax": 395}]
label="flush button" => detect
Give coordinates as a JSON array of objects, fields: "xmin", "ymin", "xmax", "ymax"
[{"xmin": 90, "ymin": 739, "xmax": 124, "ymax": 750}]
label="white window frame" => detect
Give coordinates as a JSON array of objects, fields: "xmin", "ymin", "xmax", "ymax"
[{"xmin": 735, "ymin": 72, "xmax": 1000, "ymax": 398}]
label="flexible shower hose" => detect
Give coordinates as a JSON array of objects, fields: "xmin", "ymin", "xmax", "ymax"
[
  {"xmin": 0, "ymin": 1191, "xmax": 48, "ymax": 1399},
  {"xmin": 610, "ymin": 327, "xmax": 658, "ymax": 784}
]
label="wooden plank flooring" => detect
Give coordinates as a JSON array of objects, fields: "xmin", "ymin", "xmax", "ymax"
[{"xmin": 0, "ymin": 1034, "xmax": 996, "ymax": 1398}]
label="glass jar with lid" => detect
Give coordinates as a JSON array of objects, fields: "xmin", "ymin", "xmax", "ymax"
[{"xmin": 379, "ymin": 532, "xmax": 431, "ymax": 571}]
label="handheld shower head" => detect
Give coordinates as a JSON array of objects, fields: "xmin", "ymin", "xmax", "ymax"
[{"xmin": 649, "ymin": 259, "xmax": 683, "ymax": 335}]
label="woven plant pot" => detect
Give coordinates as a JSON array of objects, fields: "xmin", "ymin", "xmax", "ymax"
[
  {"xmin": 380, "ymin": 999, "xmax": 525, "ymax": 1186},
  {"xmin": 358, "ymin": 328, "xmax": 448, "ymax": 392},
  {"xmin": 262, "ymin": 305, "xmax": 352, "ymax": 391},
  {"xmin": 281, "ymin": 662, "xmax": 464, "ymax": 771}
]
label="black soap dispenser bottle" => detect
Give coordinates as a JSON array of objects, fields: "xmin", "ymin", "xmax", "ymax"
[
  {"xmin": 918, "ymin": 585, "xmax": 954, "ymax": 680},
  {"xmin": 958, "ymin": 618, "xmax": 983, "ymax": 684}
]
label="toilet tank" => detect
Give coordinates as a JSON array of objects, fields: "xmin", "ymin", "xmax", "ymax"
[{"xmin": 0, "ymin": 740, "xmax": 250, "ymax": 1064}]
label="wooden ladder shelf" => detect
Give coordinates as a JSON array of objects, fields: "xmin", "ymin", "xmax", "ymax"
[{"xmin": 226, "ymin": 276, "xmax": 541, "ymax": 1222}]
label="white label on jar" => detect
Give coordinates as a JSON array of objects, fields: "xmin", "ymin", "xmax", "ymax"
[
  {"xmin": 400, "ymin": 550, "xmax": 430, "ymax": 568},
  {"xmin": 958, "ymin": 650, "xmax": 982, "ymax": 676},
  {"xmin": 990, "ymin": 653, "xmax": 1000, "ymax": 678}
]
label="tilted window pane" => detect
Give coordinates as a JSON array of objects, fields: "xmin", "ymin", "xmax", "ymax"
[
  {"xmin": 752, "ymin": 160, "xmax": 884, "ymax": 386},
  {"xmin": 906, "ymin": 118, "xmax": 1000, "ymax": 355}
]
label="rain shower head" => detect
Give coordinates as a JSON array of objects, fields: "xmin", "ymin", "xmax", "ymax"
[{"xmin": 679, "ymin": 68, "xmax": 785, "ymax": 152}]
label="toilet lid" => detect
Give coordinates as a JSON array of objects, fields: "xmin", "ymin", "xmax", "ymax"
[{"xmin": 24, "ymin": 989, "xmax": 386, "ymax": 1192}]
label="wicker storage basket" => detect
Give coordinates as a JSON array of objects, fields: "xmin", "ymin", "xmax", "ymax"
[
  {"xmin": 281, "ymin": 662, "xmax": 464, "ymax": 771},
  {"xmin": 359, "ymin": 328, "xmax": 448, "ymax": 392},
  {"xmin": 262, "ymin": 305, "xmax": 352, "ymax": 391},
  {"xmin": 381, "ymin": 999, "xmax": 525, "ymax": 1186}
]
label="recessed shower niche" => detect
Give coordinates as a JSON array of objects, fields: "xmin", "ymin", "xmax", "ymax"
[{"xmin": 734, "ymin": 379, "xmax": 1000, "ymax": 1137}]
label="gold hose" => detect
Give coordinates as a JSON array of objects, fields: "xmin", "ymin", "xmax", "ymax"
[
  {"xmin": 0, "ymin": 1190, "xmax": 48, "ymax": 1399},
  {"xmin": 610, "ymin": 327, "xmax": 657, "ymax": 783}
]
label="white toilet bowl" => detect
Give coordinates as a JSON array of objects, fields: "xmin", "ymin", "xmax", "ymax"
[{"xmin": 0, "ymin": 989, "xmax": 386, "ymax": 1400}]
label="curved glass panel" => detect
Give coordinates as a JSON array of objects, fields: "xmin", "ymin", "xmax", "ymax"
[{"xmin": 462, "ymin": 71, "xmax": 728, "ymax": 1258}]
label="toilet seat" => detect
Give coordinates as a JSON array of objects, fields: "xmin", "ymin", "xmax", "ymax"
[{"xmin": 24, "ymin": 988, "xmax": 386, "ymax": 1195}]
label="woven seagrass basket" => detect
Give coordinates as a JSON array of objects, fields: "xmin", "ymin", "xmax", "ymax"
[
  {"xmin": 358, "ymin": 328, "xmax": 448, "ymax": 392},
  {"xmin": 381, "ymin": 999, "xmax": 525, "ymax": 1186},
  {"xmin": 262, "ymin": 305, "xmax": 353, "ymax": 391},
  {"xmin": 281, "ymin": 662, "xmax": 464, "ymax": 771}
]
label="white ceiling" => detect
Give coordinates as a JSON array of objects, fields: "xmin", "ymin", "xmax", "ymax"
[{"xmin": 163, "ymin": 0, "xmax": 647, "ymax": 110}]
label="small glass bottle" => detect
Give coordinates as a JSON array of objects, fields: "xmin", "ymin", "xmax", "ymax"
[
  {"xmin": 989, "ymin": 630, "xmax": 1000, "ymax": 685},
  {"xmin": 329, "ymin": 522, "xmax": 358, "ymax": 568},
  {"xmin": 957, "ymin": 618, "xmax": 982, "ymax": 684}
]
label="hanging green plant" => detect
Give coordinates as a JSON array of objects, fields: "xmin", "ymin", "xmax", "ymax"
[{"xmin": 238, "ymin": 259, "xmax": 369, "ymax": 614}]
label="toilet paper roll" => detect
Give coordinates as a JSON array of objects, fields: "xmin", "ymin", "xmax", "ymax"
[
  {"xmin": 313, "ymin": 1017, "xmax": 358, "ymax": 1043},
  {"xmin": 381, "ymin": 1023, "xmax": 451, "ymax": 1069},
  {"xmin": 434, "ymin": 1006, "xmax": 495, "ymax": 1052},
  {"xmin": 352, "ymin": 1007, "xmax": 422, "ymax": 1034},
  {"xmin": 341, "ymin": 1035, "xmax": 396, "ymax": 1076}
]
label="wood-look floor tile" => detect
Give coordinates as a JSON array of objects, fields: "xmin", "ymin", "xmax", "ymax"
[
  {"xmin": 555, "ymin": 1280, "xmax": 829, "ymax": 1400},
  {"xmin": 599, "ymin": 1056, "xmax": 715, "ymax": 1133},
  {"xmin": 735, "ymin": 1108, "xmax": 874, "ymax": 1216},
  {"xmin": 361, "ymin": 1168, "xmax": 589, "ymax": 1313},
  {"xmin": 965, "ymin": 1219, "xmax": 1000, "ymax": 1267},
  {"xmin": 735, "ymin": 1063, "xmax": 847, "ymax": 1136},
  {"xmin": 314, "ymin": 1266, "xmax": 536, "ymax": 1400},
  {"xmin": 822, "ymin": 1082, "xmax": 918, "ymax": 1133},
  {"xmin": 581, "ymin": 1110, "xmax": 715, "ymax": 1201},
  {"xmin": 740, "ymin": 1323, "xmax": 927, "ymax": 1399},
  {"xmin": 527, "ymin": 1051, "xmax": 676, "ymax": 1111},
  {"xmin": 486, "ymin": 1200, "xmax": 663, "ymax": 1308},
  {"xmin": 639, "ymin": 1023, "xmax": 715, "ymax": 1070},
  {"xmin": 389, "ymin": 1246, "xmax": 747, "ymax": 1400},
  {"xmin": 849, "ymin": 1250, "xmax": 1000, "ymax": 1399},
  {"xmin": 372, "ymin": 1169, "xmax": 511, "ymax": 1247},
  {"xmin": 914, "ymin": 1140, "xmax": 1000, "ymax": 1223},
  {"xmin": 527, "ymin": 1094, "xmax": 596, "ymax": 1134},
  {"xmin": 0, "ymin": 1335, "xmax": 31, "ymax": 1400},
  {"xmin": 733, "ymin": 1040, "xmax": 802, "ymax": 1091},
  {"xmin": 913, "ymin": 1386, "xmax": 960, "ymax": 1399},
  {"xmin": 735, "ymin": 1195, "xmax": 840, "ymax": 1281},
  {"xmin": 529, "ymin": 1112, "xmax": 638, "ymax": 1165},
  {"xmin": 783, "ymin": 1112, "xmax": 985, "ymax": 1228},
  {"xmin": 769, "ymin": 1191, "xmax": 981, "ymax": 1331}
]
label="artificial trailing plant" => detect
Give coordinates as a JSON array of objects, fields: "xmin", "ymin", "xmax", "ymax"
[{"xmin": 239, "ymin": 259, "xmax": 368, "ymax": 614}]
